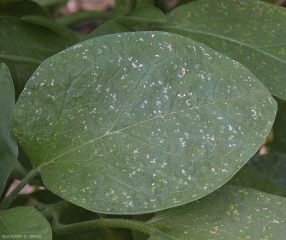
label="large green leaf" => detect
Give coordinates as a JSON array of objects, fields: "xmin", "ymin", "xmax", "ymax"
[
  {"xmin": 12, "ymin": 31, "xmax": 276, "ymax": 214},
  {"xmin": 146, "ymin": 185, "xmax": 286, "ymax": 239},
  {"xmin": 0, "ymin": 207, "xmax": 52, "ymax": 239},
  {"xmin": 0, "ymin": 64, "xmax": 17, "ymax": 195},
  {"xmin": 153, "ymin": 0, "xmax": 286, "ymax": 100}
]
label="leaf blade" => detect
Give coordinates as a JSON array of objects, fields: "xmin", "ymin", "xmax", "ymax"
[
  {"xmin": 0, "ymin": 63, "xmax": 17, "ymax": 195},
  {"xmin": 153, "ymin": 0, "xmax": 286, "ymax": 99},
  {"xmin": 0, "ymin": 207, "xmax": 52, "ymax": 239},
  {"xmin": 147, "ymin": 185, "xmax": 286, "ymax": 239},
  {"xmin": 0, "ymin": 17, "xmax": 78, "ymax": 65},
  {"xmin": 12, "ymin": 32, "xmax": 276, "ymax": 214}
]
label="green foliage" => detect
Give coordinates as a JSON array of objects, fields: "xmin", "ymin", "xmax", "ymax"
[
  {"xmin": 153, "ymin": 0, "xmax": 286, "ymax": 100},
  {"xmin": 146, "ymin": 185, "xmax": 286, "ymax": 239},
  {"xmin": 0, "ymin": 64, "xmax": 17, "ymax": 195},
  {"xmin": 1, "ymin": 0, "xmax": 286, "ymax": 239},
  {"xmin": 0, "ymin": 207, "xmax": 52, "ymax": 238},
  {"xmin": 12, "ymin": 31, "xmax": 276, "ymax": 215}
]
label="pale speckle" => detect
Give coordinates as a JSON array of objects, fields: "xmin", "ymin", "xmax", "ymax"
[
  {"xmin": 96, "ymin": 84, "xmax": 102, "ymax": 91},
  {"xmin": 178, "ymin": 67, "xmax": 186, "ymax": 78},
  {"xmin": 167, "ymin": 44, "xmax": 172, "ymax": 51},
  {"xmin": 271, "ymin": 219, "xmax": 279, "ymax": 224},
  {"xmin": 150, "ymin": 159, "xmax": 157, "ymax": 164},
  {"xmin": 251, "ymin": 109, "xmax": 258, "ymax": 117},
  {"xmin": 129, "ymin": 171, "xmax": 135, "ymax": 177}
]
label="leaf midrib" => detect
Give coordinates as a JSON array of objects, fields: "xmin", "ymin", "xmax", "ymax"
[{"xmin": 40, "ymin": 93, "xmax": 248, "ymax": 168}]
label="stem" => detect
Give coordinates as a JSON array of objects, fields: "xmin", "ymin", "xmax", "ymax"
[
  {"xmin": 0, "ymin": 168, "xmax": 39, "ymax": 211},
  {"xmin": 51, "ymin": 215, "xmax": 154, "ymax": 235},
  {"xmin": 38, "ymin": 201, "xmax": 73, "ymax": 220}
]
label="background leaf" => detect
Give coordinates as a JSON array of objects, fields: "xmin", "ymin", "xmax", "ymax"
[
  {"xmin": 153, "ymin": 0, "xmax": 286, "ymax": 100},
  {"xmin": 228, "ymin": 164, "xmax": 286, "ymax": 197},
  {"xmin": 242, "ymin": 152, "xmax": 286, "ymax": 191},
  {"xmin": 56, "ymin": 11, "xmax": 114, "ymax": 27},
  {"xmin": 118, "ymin": 5, "xmax": 166, "ymax": 24},
  {"xmin": 273, "ymin": 98, "xmax": 286, "ymax": 154},
  {"xmin": 0, "ymin": 64, "xmax": 17, "ymax": 195},
  {"xmin": 0, "ymin": 17, "xmax": 78, "ymax": 65},
  {"xmin": 0, "ymin": 207, "xmax": 52, "ymax": 239},
  {"xmin": 84, "ymin": 20, "xmax": 132, "ymax": 40},
  {"xmin": 0, "ymin": 0, "xmax": 48, "ymax": 18},
  {"xmin": 32, "ymin": 0, "xmax": 67, "ymax": 8},
  {"xmin": 22, "ymin": 15, "xmax": 79, "ymax": 43},
  {"xmin": 115, "ymin": 6, "xmax": 167, "ymax": 31},
  {"xmin": 147, "ymin": 185, "xmax": 286, "ymax": 239},
  {"xmin": 0, "ymin": 17, "xmax": 79, "ymax": 98},
  {"xmin": 1, "ymin": 61, "xmax": 38, "ymax": 99},
  {"xmin": 12, "ymin": 31, "xmax": 276, "ymax": 214}
]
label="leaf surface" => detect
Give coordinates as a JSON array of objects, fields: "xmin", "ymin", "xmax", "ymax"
[
  {"xmin": 0, "ymin": 64, "xmax": 17, "ymax": 195},
  {"xmin": 0, "ymin": 207, "xmax": 52, "ymax": 239},
  {"xmin": 153, "ymin": 0, "xmax": 286, "ymax": 99},
  {"xmin": 147, "ymin": 185, "xmax": 286, "ymax": 239},
  {"xmin": 12, "ymin": 31, "xmax": 276, "ymax": 214}
]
